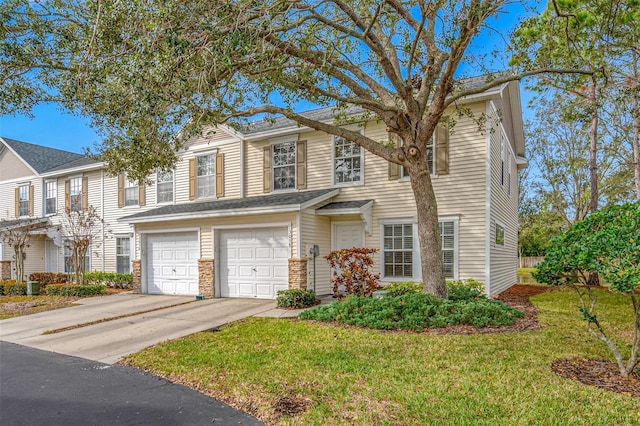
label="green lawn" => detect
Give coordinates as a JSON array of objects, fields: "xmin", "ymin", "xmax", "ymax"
[{"xmin": 123, "ymin": 287, "xmax": 638, "ymax": 425}]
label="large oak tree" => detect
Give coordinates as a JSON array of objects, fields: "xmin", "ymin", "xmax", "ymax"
[{"xmin": 1, "ymin": 1, "xmax": 584, "ymax": 296}]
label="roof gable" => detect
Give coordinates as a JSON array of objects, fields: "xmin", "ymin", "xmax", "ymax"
[{"xmin": 1, "ymin": 137, "xmax": 96, "ymax": 174}]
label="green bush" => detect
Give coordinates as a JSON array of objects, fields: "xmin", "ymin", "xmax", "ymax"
[
  {"xmin": 84, "ymin": 272, "xmax": 133, "ymax": 289},
  {"xmin": 300, "ymin": 293, "xmax": 523, "ymax": 331},
  {"xmin": 45, "ymin": 284, "xmax": 107, "ymax": 297},
  {"xmin": 276, "ymin": 289, "xmax": 316, "ymax": 309},
  {"xmin": 385, "ymin": 281, "xmax": 422, "ymax": 296},
  {"xmin": 0, "ymin": 280, "xmax": 27, "ymax": 296},
  {"xmin": 446, "ymin": 278, "xmax": 485, "ymax": 301},
  {"xmin": 27, "ymin": 272, "xmax": 70, "ymax": 286}
]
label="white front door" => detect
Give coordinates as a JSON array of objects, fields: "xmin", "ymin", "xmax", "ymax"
[
  {"xmin": 45, "ymin": 239, "xmax": 58, "ymax": 272},
  {"xmin": 219, "ymin": 228, "xmax": 289, "ymax": 299},
  {"xmin": 146, "ymin": 232, "xmax": 199, "ymax": 295}
]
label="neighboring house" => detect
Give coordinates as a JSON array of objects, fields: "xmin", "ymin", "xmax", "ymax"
[{"xmin": 0, "ymin": 80, "xmax": 526, "ymax": 298}]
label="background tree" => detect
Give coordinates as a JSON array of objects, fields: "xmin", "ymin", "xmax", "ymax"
[
  {"xmin": 1, "ymin": 0, "xmax": 588, "ymax": 297},
  {"xmin": 58, "ymin": 205, "xmax": 106, "ymax": 285}
]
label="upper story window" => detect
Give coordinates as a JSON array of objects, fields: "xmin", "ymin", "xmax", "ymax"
[
  {"xmin": 196, "ymin": 153, "xmax": 216, "ymax": 198},
  {"xmin": 68, "ymin": 177, "xmax": 83, "ymax": 212},
  {"xmin": 501, "ymin": 133, "xmax": 506, "ymax": 187},
  {"xmin": 156, "ymin": 170, "xmax": 173, "ymax": 203},
  {"xmin": 44, "ymin": 180, "xmax": 57, "ymax": 215},
  {"xmin": 273, "ymin": 141, "xmax": 296, "ymax": 191},
  {"xmin": 333, "ymin": 136, "xmax": 363, "ymax": 185},
  {"xmin": 402, "ymin": 135, "xmax": 435, "ymax": 178},
  {"xmin": 17, "ymin": 184, "xmax": 30, "ymax": 217},
  {"xmin": 124, "ymin": 175, "xmax": 139, "ymax": 206}
]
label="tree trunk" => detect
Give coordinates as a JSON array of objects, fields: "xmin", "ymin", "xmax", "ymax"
[
  {"xmin": 409, "ymin": 167, "xmax": 447, "ymax": 298},
  {"xmin": 587, "ymin": 82, "xmax": 600, "ymax": 287},
  {"xmin": 633, "ymin": 54, "xmax": 640, "ymax": 200}
]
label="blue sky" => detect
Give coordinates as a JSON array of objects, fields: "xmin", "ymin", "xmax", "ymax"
[{"xmin": 0, "ymin": 2, "xmax": 540, "ymax": 154}]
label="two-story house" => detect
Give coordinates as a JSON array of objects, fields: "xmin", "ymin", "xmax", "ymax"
[{"xmin": 1, "ymin": 80, "xmax": 526, "ymax": 298}]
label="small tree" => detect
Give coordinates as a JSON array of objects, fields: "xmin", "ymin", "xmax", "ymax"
[
  {"xmin": 0, "ymin": 219, "xmax": 45, "ymax": 283},
  {"xmin": 326, "ymin": 247, "xmax": 381, "ymax": 298},
  {"xmin": 534, "ymin": 201, "xmax": 640, "ymax": 377},
  {"xmin": 59, "ymin": 205, "xmax": 106, "ymax": 285}
]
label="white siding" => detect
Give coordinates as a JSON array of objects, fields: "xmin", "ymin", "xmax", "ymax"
[
  {"xmin": 487, "ymin": 102, "xmax": 519, "ymax": 296},
  {"xmin": 301, "ymin": 211, "xmax": 332, "ymax": 294}
]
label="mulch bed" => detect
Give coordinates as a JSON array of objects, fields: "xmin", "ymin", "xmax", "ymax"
[{"xmin": 552, "ymin": 358, "xmax": 640, "ymax": 397}]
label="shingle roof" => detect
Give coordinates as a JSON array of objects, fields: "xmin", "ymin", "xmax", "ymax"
[
  {"xmin": 120, "ymin": 188, "xmax": 338, "ymax": 222},
  {"xmin": 316, "ymin": 200, "xmax": 373, "ymax": 210},
  {"xmin": 1, "ymin": 137, "xmax": 96, "ymax": 173},
  {"xmin": 0, "ymin": 217, "xmax": 49, "ymax": 231}
]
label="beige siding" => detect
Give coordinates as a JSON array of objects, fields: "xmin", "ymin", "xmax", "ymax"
[
  {"xmin": 183, "ymin": 125, "xmax": 239, "ymax": 148},
  {"xmin": 246, "ymin": 104, "xmax": 489, "ymax": 283},
  {"xmin": 488, "ymin": 102, "xmax": 519, "ymax": 296},
  {"xmin": 0, "ymin": 148, "xmax": 33, "ymax": 181},
  {"xmin": 301, "ymin": 211, "xmax": 332, "ymax": 294}
]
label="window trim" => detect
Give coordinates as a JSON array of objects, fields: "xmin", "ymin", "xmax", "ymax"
[
  {"xmin": 156, "ymin": 169, "xmax": 174, "ymax": 205},
  {"xmin": 44, "ymin": 179, "xmax": 57, "ymax": 216},
  {"xmin": 115, "ymin": 235, "xmax": 132, "ymax": 274},
  {"xmin": 272, "ymin": 141, "xmax": 297, "ymax": 192},
  {"xmin": 495, "ymin": 221, "xmax": 506, "ymax": 248},
  {"xmin": 17, "ymin": 184, "xmax": 30, "ymax": 217},
  {"xmin": 68, "ymin": 175, "xmax": 83, "ymax": 212},
  {"xmin": 123, "ymin": 173, "xmax": 139, "ymax": 207},
  {"xmin": 400, "ymin": 134, "xmax": 436, "ymax": 180},
  {"xmin": 379, "ymin": 215, "xmax": 459, "ymax": 281},
  {"xmin": 332, "ymin": 135, "xmax": 365, "ymax": 187},
  {"xmin": 195, "ymin": 152, "xmax": 217, "ymax": 199}
]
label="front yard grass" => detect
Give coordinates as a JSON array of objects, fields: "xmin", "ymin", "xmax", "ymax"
[
  {"xmin": 0, "ymin": 295, "xmax": 79, "ymax": 319},
  {"xmin": 122, "ymin": 287, "xmax": 639, "ymax": 425}
]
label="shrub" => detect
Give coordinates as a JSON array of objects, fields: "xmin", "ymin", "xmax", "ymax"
[
  {"xmin": 45, "ymin": 284, "xmax": 107, "ymax": 297},
  {"xmin": 276, "ymin": 289, "xmax": 317, "ymax": 309},
  {"xmin": 446, "ymin": 278, "xmax": 485, "ymax": 301},
  {"xmin": 325, "ymin": 247, "xmax": 381, "ymax": 297},
  {"xmin": 533, "ymin": 201, "xmax": 640, "ymax": 377},
  {"xmin": 385, "ymin": 281, "xmax": 422, "ymax": 296},
  {"xmin": 300, "ymin": 293, "xmax": 523, "ymax": 331},
  {"xmin": 1, "ymin": 280, "xmax": 27, "ymax": 296},
  {"xmin": 27, "ymin": 272, "xmax": 70, "ymax": 286},
  {"xmin": 84, "ymin": 272, "xmax": 133, "ymax": 289}
]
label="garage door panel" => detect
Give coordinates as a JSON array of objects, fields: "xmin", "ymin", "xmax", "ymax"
[
  {"xmin": 147, "ymin": 232, "xmax": 199, "ymax": 296},
  {"xmin": 220, "ymin": 228, "xmax": 289, "ymax": 299}
]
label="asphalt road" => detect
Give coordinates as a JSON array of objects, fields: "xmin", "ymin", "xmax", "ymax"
[{"xmin": 0, "ymin": 342, "xmax": 264, "ymax": 426}]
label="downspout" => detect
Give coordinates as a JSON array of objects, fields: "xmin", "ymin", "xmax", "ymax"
[
  {"xmin": 240, "ymin": 138, "xmax": 245, "ymax": 198},
  {"xmin": 101, "ymin": 168, "xmax": 105, "ymax": 272}
]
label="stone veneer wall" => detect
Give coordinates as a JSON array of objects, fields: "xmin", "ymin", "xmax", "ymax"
[
  {"xmin": 198, "ymin": 258, "xmax": 214, "ymax": 299},
  {"xmin": 288, "ymin": 258, "xmax": 308, "ymax": 290},
  {"xmin": 132, "ymin": 259, "xmax": 141, "ymax": 293},
  {"xmin": 0, "ymin": 260, "xmax": 11, "ymax": 280}
]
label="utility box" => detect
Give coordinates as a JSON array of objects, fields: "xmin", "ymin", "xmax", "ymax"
[{"xmin": 26, "ymin": 281, "xmax": 40, "ymax": 296}]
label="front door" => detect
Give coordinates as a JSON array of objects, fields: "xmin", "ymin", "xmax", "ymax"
[
  {"xmin": 45, "ymin": 239, "xmax": 58, "ymax": 272},
  {"xmin": 333, "ymin": 222, "xmax": 364, "ymax": 251}
]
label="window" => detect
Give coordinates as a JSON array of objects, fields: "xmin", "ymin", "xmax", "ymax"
[
  {"xmin": 383, "ymin": 223, "xmax": 413, "ymax": 278},
  {"xmin": 273, "ymin": 141, "xmax": 296, "ymax": 190},
  {"xmin": 439, "ymin": 221, "xmax": 455, "ymax": 279},
  {"xmin": 64, "ymin": 244, "xmax": 90, "ymax": 273},
  {"xmin": 45, "ymin": 180, "xmax": 57, "ymax": 215},
  {"xmin": 156, "ymin": 170, "xmax": 173, "ymax": 203},
  {"xmin": 495, "ymin": 222, "xmax": 505, "ymax": 247},
  {"xmin": 18, "ymin": 185, "xmax": 29, "ymax": 216},
  {"xmin": 382, "ymin": 219, "xmax": 457, "ymax": 280},
  {"xmin": 401, "ymin": 135, "xmax": 435, "ymax": 178},
  {"xmin": 69, "ymin": 177, "xmax": 82, "ymax": 212},
  {"xmin": 196, "ymin": 153, "xmax": 216, "ymax": 198},
  {"xmin": 507, "ymin": 154, "xmax": 512, "ymax": 196},
  {"xmin": 124, "ymin": 175, "xmax": 139, "ymax": 206},
  {"xmin": 116, "ymin": 237, "xmax": 131, "ymax": 274},
  {"xmin": 333, "ymin": 136, "xmax": 363, "ymax": 185}
]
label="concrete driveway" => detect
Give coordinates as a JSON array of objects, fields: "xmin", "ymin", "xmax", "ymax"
[{"xmin": 0, "ymin": 294, "xmax": 275, "ymax": 364}]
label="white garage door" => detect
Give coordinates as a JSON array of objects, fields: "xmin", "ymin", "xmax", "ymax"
[
  {"xmin": 220, "ymin": 228, "xmax": 289, "ymax": 299},
  {"xmin": 146, "ymin": 232, "xmax": 199, "ymax": 295}
]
